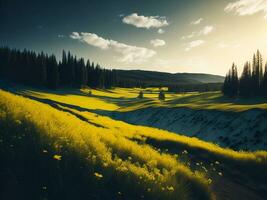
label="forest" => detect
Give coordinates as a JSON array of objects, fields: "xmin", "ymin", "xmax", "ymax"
[
  {"xmin": 222, "ymin": 50, "xmax": 267, "ymax": 97},
  {"xmin": 168, "ymin": 83, "xmax": 222, "ymax": 93},
  {"xmin": 0, "ymin": 47, "xmax": 223, "ymax": 91},
  {"xmin": 0, "ymin": 47, "xmax": 120, "ymax": 89}
]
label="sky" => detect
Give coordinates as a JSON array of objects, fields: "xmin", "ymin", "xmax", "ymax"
[{"xmin": 1, "ymin": 0, "xmax": 267, "ymax": 76}]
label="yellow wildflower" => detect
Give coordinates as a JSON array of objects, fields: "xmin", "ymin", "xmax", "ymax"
[
  {"xmin": 53, "ymin": 154, "xmax": 62, "ymax": 160},
  {"xmin": 167, "ymin": 186, "xmax": 174, "ymax": 191},
  {"xmin": 94, "ymin": 172, "xmax": 103, "ymax": 178}
]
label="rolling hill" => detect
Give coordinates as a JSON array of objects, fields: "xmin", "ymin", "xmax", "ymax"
[
  {"xmin": 1, "ymin": 85, "xmax": 267, "ymax": 200},
  {"xmin": 115, "ymin": 70, "xmax": 224, "ymax": 86}
]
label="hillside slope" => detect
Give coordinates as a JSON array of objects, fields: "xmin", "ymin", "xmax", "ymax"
[
  {"xmin": 1, "ymin": 88, "xmax": 267, "ymax": 200},
  {"xmin": 111, "ymin": 107, "xmax": 267, "ymax": 151},
  {"xmin": 115, "ymin": 70, "xmax": 224, "ymax": 86},
  {"xmin": 4, "ymin": 84, "xmax": 266, "ymax": 151},
  {"xmin": 0, "ymin": 89, "xmax": 212, "ymax": 200}
]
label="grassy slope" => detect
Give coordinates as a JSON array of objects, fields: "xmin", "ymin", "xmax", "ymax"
[
  {"xmin": 17, "ymin": 87, "xmax": 267, "ymax": 112},
  {"xmin": 0, "ymin": 89, "xmax": 212, "ymax": 200},
  {"xmin": 1, "ymin": 86, "xmax": 267, "ymax": 199}
]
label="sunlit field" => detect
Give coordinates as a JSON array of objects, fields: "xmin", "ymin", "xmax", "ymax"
[
  {"xmin": 0, "ymin": 89, "xmax": 211, "ymax": 200},
  {"xmin": 1, "ymin": 86, "xmax": 267, "ymax": 199},
  {"xmin": 14, "ymin": 86, "xmax": 267, "ymax": 112},
  {"xmin": 3, "ymin": 0, "xmax": 267, "ymax": 199}
]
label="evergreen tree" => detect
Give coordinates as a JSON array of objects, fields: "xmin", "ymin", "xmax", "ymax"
[
  {"xmin": 251, "ymin": 50, "xmax": 263, "ymax": 95},
  {"xmin": 239, "ymin": 62, "xmax": 252, "ymax": 97},
  {"xmin": 75, "ymin": 58, "xmax": 87, "ymax": 87},
  {"xmin": 138, "ymin": 91, "xmax": 144, "ymax": 99},
  {"xmin": 262, "ymin": 62, "xmax": 267, "ymax": 97},
  {"xmin": 46, "ymin": 55, "xmax": 59, "ymax": 89},
  {"xmin": 231, "ymin": 63, "xmax": 239, "ymax": 96},
  {"xmin": 59, "ymin": 50, "xmax": 68, "ymax": 86},
  {"xmin": 86, "ymin": 60, "xmax": 93, "ymax": 87},
  {"xmin": 222, "ymin": 70, "xmax": 231, "ymax": 96},
  {"xmin": 222, "ymin": 63, "xmax": 239, "ymax": 97},
  {"xmin": 158, "ymin": 90, "xmax": 165, "ymax": 101}
]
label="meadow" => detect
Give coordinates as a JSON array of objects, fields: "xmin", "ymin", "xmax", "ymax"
[
  {"xmin": 0, "ymin": 89, "xmax": 211, "ymax": 200},
  {"xmin": 1, "ymin": 86, "xmax": 267, "ymax": 199},
  {"xmin": 15, "ymin": 86, "xmax": 267, "ymax": 113}
]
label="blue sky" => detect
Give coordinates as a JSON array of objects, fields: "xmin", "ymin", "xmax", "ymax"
[{"xmin": 1, "ymin": 0, "xmax": 267, "ymax": 75}]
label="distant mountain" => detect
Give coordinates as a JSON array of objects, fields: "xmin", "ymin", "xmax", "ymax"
[{"xmin": 115, "ymin": 70, "xmax": 224, "ymax": 86}]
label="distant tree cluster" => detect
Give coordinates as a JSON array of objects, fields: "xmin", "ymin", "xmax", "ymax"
[
  {"xmin": 0, "ymin": 47, "xmax": 118, "ymax": 89},
  {"xmin": 158, "ymin": 90, "xmax": 165, "ymax": 101},
  {"xmin": 168, "ymin": 83, "xmax": 223, "ymax": 93},
  {"xmin": 222, "ymin": 50, "xmax": 267, "ymax": 97},
  {"xmin": 116, "ymin": 79, "xmax": 148, "ymax": 88},
  {"xmin": 137, "ymin": 91, "xmax": 144, "ymax": 99}
]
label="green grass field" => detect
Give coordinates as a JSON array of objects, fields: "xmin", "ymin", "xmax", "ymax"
[
  {"xmin": 1, "ymin": 86, "xmax": 267, "ymax": 200},
  {"xmin": 16, "ymin": 87, "xmax": 267, "ymax": 112}
]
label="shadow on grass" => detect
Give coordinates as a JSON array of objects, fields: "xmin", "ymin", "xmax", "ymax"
[
  {"xmin": 142, "ymin": 137, "xmax": 267, "ymax": 200},
  {"xmin": 167, "ymin": 92, "xmax": 267, "ymax": 106}
]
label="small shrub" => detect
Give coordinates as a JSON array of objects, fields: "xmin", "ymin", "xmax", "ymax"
[
  {"xmin": 138, "ymin": 91, "xmax": 144, "ymax": 99},
  {"xmin": 158, "ymin": 91, "xmax": 165, "ymax": 101}
]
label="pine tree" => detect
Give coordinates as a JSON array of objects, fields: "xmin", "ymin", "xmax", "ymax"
[
  {"xmin": 239, "ymin": 62, "xmax": 252, "ymax": 97},
  {"xmin": 222, "ymin": 70, "xmax": 231, "ymax": 96},
  {"xmin": 158, "ymin": 90, "xmax": 165, "ymax": 101},
  {"xmin": 231, "ymin": 63, "xmax": 239, "ymax": 96},
  {"xmin": 46, "ymin": 55, "xmax": 59, "ymax": 89},
  {"xmin": 222, "ymin": 63, "xmax": 239, "ymax": 97},
  {"xmin": 138, "ymin": 91, "xmax": 144, "ymax": 99},
  {"xmin": 76, "ymin": 58, "xmax": 87, "ymax": 87},
  {"xmin": 262, "ymin": 62, "xmax": 267, "ymax": 97},
  {"xmin": 251, "ymin": 50, "xmax": 263, "ymax": 96},
  {"xmin": 59, "ymin": 50, "xmax": 68, "ymax": 85},
  {"xmin": 86, "ymin": 60, "xmax": 93, "ymax": 87}
]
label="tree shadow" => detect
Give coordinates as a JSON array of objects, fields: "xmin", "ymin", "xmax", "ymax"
[{"xmin": 167, "ymin": 92, "xmax": 267, "ymax": 106}]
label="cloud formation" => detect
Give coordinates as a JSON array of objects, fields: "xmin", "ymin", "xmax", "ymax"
[
  {"xmin": 181, "ymin": 32, "xmax": 196, "ymax": 40},
  {"xmin": 225, "ymin": 0, "xmax": 267, "ymax": 19},
  {"xmin": 181, "ymin": 25, "xmax": 214, "ymax": 40},
  {"xmin": 158, "ymin": 28, "xmax": 165, "ymax": 34},
  {"xmin": 191, "ymin": 18, "xmax": 203, "ymax": 25},
  {"xmin": 185, "ymin": 40, "xmax": 205, "ymax": 51},
  {"xmin": 122, "ymin": 13, "xmax": 169, "ymax": 29},
  {"xmin": 199, "ymin": 26, "xmax": 214, "ymax": 35},
  {"xmin": 150, "ymin": 39, "xmax": 166, "ymax": 47},
  {"xmin": 70, "ymin": 32, "xmax": 156, "ymax": 63},
  {"xmin": 70, "ymin": 32, "xmax": 110, "ymax": 49}
]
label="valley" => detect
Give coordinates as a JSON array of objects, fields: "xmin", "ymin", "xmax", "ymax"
[{"xmin": 1, "ymin": 84, "xmax": 267, "ymax": 200}]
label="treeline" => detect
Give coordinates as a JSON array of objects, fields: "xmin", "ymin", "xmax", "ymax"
[
  {"xmin": 222, "ymin": 50, "xmax": 267, "ymax": 97},
  {"xmin": 0, "ymin": 47, "xmax": 122, "ymax": 89},
  {"xmin": 168, "ymin": 83, "xmax": 223, "ymax": 93}
]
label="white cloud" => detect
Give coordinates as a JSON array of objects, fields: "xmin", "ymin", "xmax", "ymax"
[
  {"xmin": 70, "ymin": 32, "xmax": 81, "ymax": 40},
  {"xmin": 199, "ymin": 25, "xmax": 214, "ymax": 35},
  {"xmin": 122, "ymin": 13, "xmax": 169, "ymax": 29},
  {"xmin": 181, "ymin": 25, "xmax": 214, "ymax": 40},
  {"xmin": 150, "ymin": 39, "xmax": 166, "ymax": 47},
  {"xmin": 70, "ymin": 32, "xmax": 156, "ymax": 63},
  {"xmin": 191, "ymin": 18, "xmax": 203, "ymax": 25},
  {"xmin": 225, "ymin": 0, "xmax": 267, "ymax": 19},
  {"xmin": 158, "ymin": 28, "xmax": 165, "ymax": 34},
  {"xmin": 181, "ymin": 32, "xmax": 196, "ymax": 40},
  {"xmin": 185, "ymin": 40, "xmax": 205, "ymax": 51},
  {"xmin": 70, "ymin": 32, "xmax": 110, "ymax": 49}
]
